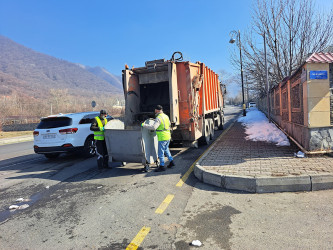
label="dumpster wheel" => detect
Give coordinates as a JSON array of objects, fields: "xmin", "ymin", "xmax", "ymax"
[{"xmin": 144, "ymin": 164, "xmax": 150, "ymax": 172}]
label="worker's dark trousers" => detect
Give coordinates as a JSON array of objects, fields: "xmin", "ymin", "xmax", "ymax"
[{"xmin": 96, "ymin": 140, "xmax": 109, "ymax": 169}]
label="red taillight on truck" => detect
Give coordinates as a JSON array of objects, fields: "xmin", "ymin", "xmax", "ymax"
[
  {"xmin": 33, "ymin": 131, "xmax": 39, "ymax": 137},
  {"xmin": 59, "ymin": 128, "xmax": 78, "ymax": 135}
]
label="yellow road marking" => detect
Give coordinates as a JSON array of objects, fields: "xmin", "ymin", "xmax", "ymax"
[
  {"xmin": 155, "ymin": 194, "xmax": 175, "ymax": 214},
  {"xmin": 176, "ymin": 121, "xmax": 235, "ymax": 187},
  {"xmin": 176, "ymin": 164, "xmax": 195, "ymax": 187},
  {"xmin": 126, "ymin": 226, "xmax": 151, "ymax": 250}
]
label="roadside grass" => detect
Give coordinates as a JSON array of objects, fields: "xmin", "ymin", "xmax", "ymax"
[{"xmin": 0, "ymin": 131, "xmax": 33, "ymax": 139}]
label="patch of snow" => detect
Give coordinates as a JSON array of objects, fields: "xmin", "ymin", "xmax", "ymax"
[
  {"xmin": 191, "ymin": 240, "xmax": 202, "ymax": 246},
  {"xmin": 238, "ymin": 108, "xmax": 290, "ymax": 146},
  {"xmin": 295, "ymin": 151, "xmax": 305, "ymax": 158},
  {"xmin": 9, "ymin": 205, "xmax": 19, "ymax": 210},
  {"xmin": 75, "ymin": 63, "xmax": 86, "ymax": 69}
]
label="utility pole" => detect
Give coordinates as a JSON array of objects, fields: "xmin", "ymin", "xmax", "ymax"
[
  {"xmin": 229, "ymin": 30, "xmax": 246, "ymax": 116},
  {"xmin": 246, "ymin": 75, "xmax": 249, "ymax": 107}
]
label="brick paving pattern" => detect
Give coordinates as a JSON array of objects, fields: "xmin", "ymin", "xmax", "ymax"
[{"xmin": 200, "ymin": 122, "xmax": 333, "ymax": 177}]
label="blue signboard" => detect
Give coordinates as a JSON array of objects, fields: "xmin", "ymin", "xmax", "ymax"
[{"xmin": 309, "ymin": 71, "xmax": 328, "ymax": 80}]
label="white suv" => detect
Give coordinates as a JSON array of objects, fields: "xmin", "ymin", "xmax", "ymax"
[
  {"xmin": 248, "ymin": 102, "xmax": 256, "ymax": 108},
  {"xmin": 33, "ymin": 112, "xmax": 113, "ymax": 159}
]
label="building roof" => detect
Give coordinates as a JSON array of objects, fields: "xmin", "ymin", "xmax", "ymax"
[{"xmin": 306, "ymin": 52, "xmax": 333, "ymax": 63}]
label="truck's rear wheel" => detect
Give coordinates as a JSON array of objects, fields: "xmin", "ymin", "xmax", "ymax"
[
  {"xmin": 218, "ymin": 112, "xmax": 224, "ymax": 130},
  {"xmin": 199, "ymin": 120, "xmax": 211, "ymax": 145},
  {"xmin": 208, "ymin": 118, "xmax": 214, "ymax": 139}
]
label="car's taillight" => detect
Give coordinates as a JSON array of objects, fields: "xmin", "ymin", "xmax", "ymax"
[
  {"xmin": 33, "ymin": 131, "xmax": 39, "ymax": 137},
  {"xmin": 59, "ymin": 128, "xmax": 78, "ymax": 135}
]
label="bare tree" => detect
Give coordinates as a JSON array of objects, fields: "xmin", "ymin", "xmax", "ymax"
[{"xmin": 232, "ymin": 0, "xmax": 333, "ymax": 96}]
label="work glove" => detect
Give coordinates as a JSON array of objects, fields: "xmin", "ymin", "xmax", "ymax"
[
  {"xmin": 141, "ymin": 122, "xmax": 144, "ymax": 127},
  {"xmin": 100, "ymin": 127, "xmax": 105, "ymax": 131}
]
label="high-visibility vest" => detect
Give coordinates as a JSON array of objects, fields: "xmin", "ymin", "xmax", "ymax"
[
  {"xmin": 94, "ymin": 116, "xmax": 108, "ymax": 140},
  {"xmin": 156, "ymin": 113, "xmax": 171, "ymax": 141}
]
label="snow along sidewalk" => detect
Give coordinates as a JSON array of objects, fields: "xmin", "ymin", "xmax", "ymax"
[{"xmin": 194, "ymin": 109, "xmax": 333, "ymax": 193}]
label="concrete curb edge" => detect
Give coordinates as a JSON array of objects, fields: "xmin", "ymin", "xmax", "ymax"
[{"xmin": 194, "ymin": 169, "xmax": 333, "ymax": 193}]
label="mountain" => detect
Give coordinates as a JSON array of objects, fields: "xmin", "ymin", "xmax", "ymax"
[
  {"xmin": 0, "ymin": 35, "xmax": 123, "ymax": 99},
  {"xmin": 76, "ymin": 64, "xmax": 122, "ymax": 89}
]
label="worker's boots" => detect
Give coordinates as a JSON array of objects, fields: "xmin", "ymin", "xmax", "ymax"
[
  {"xmin": 103, "ymin": 155, "xmax": 110, "ymax": 168},
  {"xmin": 155, "ymin": 165, "xmax": 166, "ymax": 172},
  {"xmin": 97, "ymin": 158, "xmax": 104, "ymax": 170},
  {"xmin": 167, "ymin": 161, "xmax": 175, "ymax": 168}
]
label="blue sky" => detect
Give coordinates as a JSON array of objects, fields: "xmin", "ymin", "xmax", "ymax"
[
  {"xmin": 0, "ymin": 0, "xmax": 332, "ymax": 96},
  {"xmin": 0, "ymin": 0, "xmax": 254, "ymax": 76}
]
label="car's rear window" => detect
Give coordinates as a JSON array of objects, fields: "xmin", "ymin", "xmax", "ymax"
[
  {"xmin": 37, "ymin": 117, "xmax": 73, "ymax": 129},
  {"xmin": 79, "ymin": 115, "xmax": 114, "ymax": 124}
]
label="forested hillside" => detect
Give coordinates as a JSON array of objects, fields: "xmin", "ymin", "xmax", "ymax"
[{"xmin": 0, "ymin": 35, "xmax": 124, "ymax": 122}]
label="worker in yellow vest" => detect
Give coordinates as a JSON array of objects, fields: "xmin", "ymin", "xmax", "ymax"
[
  {"xmin": 142, "ymin": 105, "xmax": 175, "ymax": 172},
  {"xmin": 90, "ymin": 110, "xmax": 109, "ymax": 169}
]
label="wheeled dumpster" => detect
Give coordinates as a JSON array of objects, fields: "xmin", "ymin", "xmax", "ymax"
[{"xmin": 104, "ymin": 119, "xmax": 159, "ymax": 171}]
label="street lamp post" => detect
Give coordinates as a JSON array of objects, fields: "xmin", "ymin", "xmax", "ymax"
[
  {"xmin": 245, "ymin": 76, "xmax": 246, "ymax": 105},
  {"xmin": 263, "ymin": 32, "xmax": 271, "ymax": 122},
  {"xmin": 229, "ymin": 30, "xmax": 246, "ymax": 116}
]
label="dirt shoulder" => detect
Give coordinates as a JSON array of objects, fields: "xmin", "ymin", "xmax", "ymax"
[{"xmin": 0, "ymin": 131, "xmax": 33, "ymax": 139}]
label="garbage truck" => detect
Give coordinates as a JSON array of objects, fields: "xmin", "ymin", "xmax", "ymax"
[{"xmin": 122, "ymin": 52, "xmax": 225, "ymax": 147}]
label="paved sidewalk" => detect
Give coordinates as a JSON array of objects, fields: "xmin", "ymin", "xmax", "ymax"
[
  {"xmin": 194, "ymin": 121, "xmax": 333, "ymax": 193},
  {"xmin": 0, "ymin": 135, "xmax": 33, "ymax": 145}
]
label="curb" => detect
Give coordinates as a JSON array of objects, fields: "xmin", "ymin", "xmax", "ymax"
[
  {"xmin": 311, "ymin": 175, "xmax": 333, "ymax": 191},
  {"xmin": 194, "ymin": 164, "xmax": 333, "ymax": 193}
]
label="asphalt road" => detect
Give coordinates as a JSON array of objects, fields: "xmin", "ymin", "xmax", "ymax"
[
  {"xmin": 0, "ymin": 105, "xmax": 332, "ymax": 250},
  {"xmin": 0, "ymin": 140, "xmax": 35, "ymax": 161}
]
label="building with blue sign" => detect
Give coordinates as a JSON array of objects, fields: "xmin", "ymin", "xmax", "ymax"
[{"xmin": 309, "ymin": 70, "xmax": 328, "ymax": 80}]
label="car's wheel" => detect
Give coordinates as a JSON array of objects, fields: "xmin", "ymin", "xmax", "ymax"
[
  {"xmin": 44, "ymin": 153, "xmax": 60, "ymax": 159},
  {"xmin": 83, "ymin": 136, "xmax": 96, "ymax": 157}
]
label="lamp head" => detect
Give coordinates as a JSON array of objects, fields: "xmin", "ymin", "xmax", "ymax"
[{"xmin": 229, "ymin": 38, "xmax": 236, "ymax": 44}]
